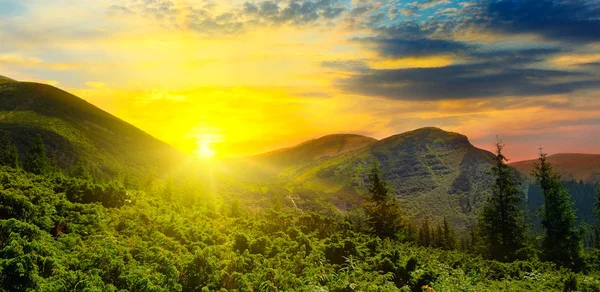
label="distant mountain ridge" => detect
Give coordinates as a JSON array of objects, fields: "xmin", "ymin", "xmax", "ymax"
[
  {"xmin": 510, "ymin": 153, "xmax": 600, "ymax": 182},
  {"xmin": 0, "ymin": 76, "xmax": 186, "ymax": 179}
]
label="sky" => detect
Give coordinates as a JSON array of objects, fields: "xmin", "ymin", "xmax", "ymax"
[{"xmin": 1, "ymin": 0, "xmax": 600, "ymax": 160}]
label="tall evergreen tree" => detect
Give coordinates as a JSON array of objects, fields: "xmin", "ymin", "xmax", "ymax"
[
  {"xmin": 364, "ymin": 159, "xmax": 403, "ymax": 239},
  {"xmin": 479, "ymin": 139, "xmax": 527, "ymax": 262},
  {"xmin": 419, "ymin": 219, "xmax": 431, "ymax": 247},
  {"xmin": 23, "ymin": 134, "xmax": 51, "ymax": 175},
  {"xmin": 0, "ymin": 132, "xmax": 19, "ymax": 168},
  {"xmin": 442, "ymin": 217, "xmax": 456, "ymax": 250},
  {"xmin": 533, "ymin": 150, "xmax": 585, "ymax": 271}
]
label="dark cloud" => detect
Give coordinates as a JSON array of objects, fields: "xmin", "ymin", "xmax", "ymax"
[
  {"xmin": 579, "ymin": 62, "xmax": 600, "ymax": 69},
  {"xmin": 334, "ymin": 58, "xmax": 600, "ymax": 100},
  {"xmin": 467, "ymin": 48, "xmax": 565, "ymax": 64},
  {"xmin": 361, "ymin": 37, "xmax": 473, "ymax": 57},
  {"xmin": 477, "ymin": 0, "xmax": 600, "ymax": 43},
  {"xmin": 353, "ymin": 20, "xmax": 474, "ymax": 58}
]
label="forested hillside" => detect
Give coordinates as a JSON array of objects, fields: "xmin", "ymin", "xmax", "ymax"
[{"xmin": 1, "ymin": 133, "xmax": 600, "ymax": 291}]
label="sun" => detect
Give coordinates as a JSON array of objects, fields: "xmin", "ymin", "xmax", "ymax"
[{"xmin": 194, "ymin": 141, "xmax": 216, "ymax": 158}]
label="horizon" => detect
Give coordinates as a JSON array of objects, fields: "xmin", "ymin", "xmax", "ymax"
[{"xmin": 2, "ymin": 0, "xmax": 600, "ymax": 161}]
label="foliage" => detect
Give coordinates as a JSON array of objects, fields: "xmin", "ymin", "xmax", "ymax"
[
  {"xmin": 0, "ymin": 131, "xmax": 19, "ymax": 168},
  {"xmin": 23, "ymin": 134, "xmax": 52, "ymax": 175},
  {"xmin": 0, "ymin": 163, "xmax": 599, "ymax": 291},
  {"xmin": 364, "ymin": 159, "xmax": 404, "ymax": 239},
  {"xmin": 478, "ymin": 140, "xmax": 528, "ymax": 262},
  {"xmin": 533, "ymin": 151, "xmax": 586, "ymax": 272}
]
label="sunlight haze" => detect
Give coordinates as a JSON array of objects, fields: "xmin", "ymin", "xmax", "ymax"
[{"xmin": 2, "ymin": 0, "xmax": 600, "ymax": 160}]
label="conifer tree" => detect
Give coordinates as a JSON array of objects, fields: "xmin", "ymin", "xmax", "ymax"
[
  {"xmin": 365, "ymin": 159, "xmax": 403, "ymax": 239},
  {"xmin": 0, "ymin": 132, "xmax": 19, "ymax": 168},
  {"xmin": 479, "ymin": 139, "xmax": 527, "ymax": 262},
  {"xmin": 23, "ymin": 134, "xmax": 51, "ymax": 175},
  {"xmin": 419, "ymin": 219, "xmax": 431, "ymax": 247},
  {"xmin": 534, "ymin": 150, "xmax": 585, "ymax": 271},
  {"xmin": 442, "ymin": 217, "xmax": 456, "ymax": 250}
]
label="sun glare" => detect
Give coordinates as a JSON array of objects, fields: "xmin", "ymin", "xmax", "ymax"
[{"xmin": 195, "ymin": 141, "xmax": 216, "ymax": 158}]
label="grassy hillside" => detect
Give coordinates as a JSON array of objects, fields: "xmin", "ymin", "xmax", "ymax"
[
  {"xmin": 0, "ymin": 78, "xmax": 187, "ymax": 180},
  {"xmin": 222, "ymin": 134, "xmax": 376, "ymax": 182},
  {"xmin": 0, "ymin": 75, "xmax": 16, "ymax": 85},
  {"xmin": 511, "ymin": 153, "xmax": 600, "ymax": 182}
]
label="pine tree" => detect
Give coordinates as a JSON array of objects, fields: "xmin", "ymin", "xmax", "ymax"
[
  {"xmin": 533, "ymin": 150, "xmax": 585, "ymax": 271},
  {"xmin": 479, "ymin": 139, "xmax": 527, "ymax": 262},
  {"xmin": 419, "ymin": 219, "xmax": 431, "ymax": 247},
  {"xmin": 442, "ymin": 217, "xmax": 456, "ymax": 250},
  {"xmin": 0, "ymin": 132, "xmax": 19, "ymax": 168},
  {"xmin": 364, "ymin": 159, "xmax": 403, "ymax": 239},
  {"xmin": 23, "ymin": 134, "xmax": 50, "ymax": 175},
  {"xmin": 367, "ymin": 159, "xmax": 389, "ymax": 203}
]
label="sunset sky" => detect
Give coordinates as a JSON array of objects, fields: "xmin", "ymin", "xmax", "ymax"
[{"xmin": 1, "ymin": 0, "xmax": 599, "ymax": 160}]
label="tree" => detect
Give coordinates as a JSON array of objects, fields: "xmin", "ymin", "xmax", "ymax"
[
  {"xmin": 441, "ymin": 217, "xmax": 456, "ymax": 250},
  {"xmin": 23, "ymin": 134, "xmax": 51, "ymax": 175},
  {"xmin": 478, "ymin": 139, "xmax": 527, "ymax": 262},
  {"xmin": 0, "ymin": 131, "xmax": 20, "ymax": 168},
  {"xmin": 367, "ymin": 159, "xmax": 390, "ymax": 203},
  {"xmin": 596, "ymin": 187, "xmax": 600, "ymax": 219},
  {"xmin": 419, "ymin": 219, "xmax": 431, "ymax": 247},
  {"xmin": 71, "ymin": 161, "xmax": 92, "ymax": 180},
  {"xmin": 364, "ymin": 159, "xmax": 404, "ymax": 239},
  {"xmin": 533, "ymin": 150, "xmax": 585, "ymax": 271}
]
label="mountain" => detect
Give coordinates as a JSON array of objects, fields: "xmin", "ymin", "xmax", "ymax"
[
  {"xmin": 228, "ymin": 127, "xmax": 496, "ymax": 228},
  {"xmin": 0, "ymin": 75, "xmax": 16, "ymax": 84},
  {"xmin": 0, "ymin": 77, "xmax": 186, "ymax": 179},
  {"xmin": 510, "ymin": 153, "xmax": 600, "ymax": 182},
  {"xmin": 221, "ymin": 134, "xmax": 377, "ymax": 181}
]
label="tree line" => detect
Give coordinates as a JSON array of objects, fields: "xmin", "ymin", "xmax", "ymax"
[{"xmin": 363, "ymin": 138, "xmax": 599, "ymax": 273}]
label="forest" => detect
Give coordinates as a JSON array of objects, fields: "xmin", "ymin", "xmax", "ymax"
[{"xmin": 1, "ymin": 133, "xmax": 600, "ymax": 291}]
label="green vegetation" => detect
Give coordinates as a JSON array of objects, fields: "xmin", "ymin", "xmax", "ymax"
[
  {"xmin": 0, "ymin": 81, "xmax": 185, "ymax": 180},
  {"xmin": 0, "ymin": 134, "xmax": 599, "ymax": 291},
  {"xmin": 0, "ymin": 131, "xmax": 19, "ymax": 168},
  {"xmin": 534, "ymin": 152, "xmax": 586, "ymax": 272},
  {"xmin": 478, "ymin": 140, "xmax": 529, "ymax": 262},
  {"xmin": 2, "ymin": 79, "xmax": 600, "ymax": 290}
]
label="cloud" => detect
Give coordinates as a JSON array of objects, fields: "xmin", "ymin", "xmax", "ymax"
[
  {"xmin": 108, "ymin": 0, "xmax": 349, "ymax": 36},
  {"xmin": 401, "ymin": 0, "xmax": 451, "ymax": 16},
  {"xmin": 334, "ymin": 57, "xmax": 600, "ymax": 100},
  {"xmin": 476, "ymin": 0, "xmax": 600, "ymax": 43},
  {"xmin": 360, "ymin": 37, "xmax": 473, "ymax": 57}
]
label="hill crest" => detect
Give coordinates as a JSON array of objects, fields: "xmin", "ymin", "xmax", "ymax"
[
  {"xmin": 0, "ymin": 78, "xmax": 186, "ymax": 180},
  {"xmin": 510, "ymin": 153, "xmax": 600, "ymax": 182}
]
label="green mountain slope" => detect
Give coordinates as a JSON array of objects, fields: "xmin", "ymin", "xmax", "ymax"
[
  {"xmin": 227, "ymin": 127, "xmax": 496, "ymax": 228},
  {"xmin": 291, "ymin": 128, "xmax": 496, "ymax": 227},
  {"xmin": 0, "ymin": 75, "xmax": 16, "ymax": 84},
  {"xmin": 222, "ymin": 134, "xmax": 377, "ymax": 181},
  {"xmin": 510, "ymin": 153, "xmax": 600, "ymax": 182},
  {"xmin": 0, "ymin": 77, "xmax": 186, "ymax": 179}
]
